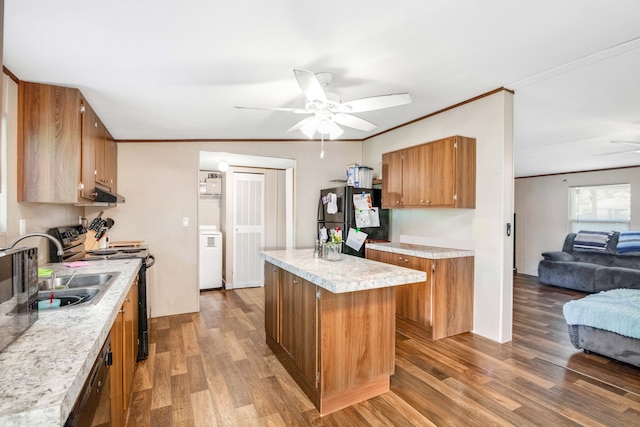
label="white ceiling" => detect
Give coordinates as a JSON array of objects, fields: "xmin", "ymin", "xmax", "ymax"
[{"xmin": 4, "ymin": 0, "xmax": 640, "ymax": 177}]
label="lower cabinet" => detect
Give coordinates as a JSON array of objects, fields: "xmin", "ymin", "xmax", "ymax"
[
  {"xmin": 264, "ymin": 263, "xmax": 395, "ymax": 416},
  {"xmin": 367, "ymin": 249, "xmax": 474, "ymax": 340},
  {"xmin": 110, "ymin": 278, "xmax": 139, "ymax": 426}
]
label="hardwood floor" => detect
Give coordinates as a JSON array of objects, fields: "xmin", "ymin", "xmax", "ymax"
[{"xmin": 128, "ymin": 274, "xmax": 640, "ymax": 426}]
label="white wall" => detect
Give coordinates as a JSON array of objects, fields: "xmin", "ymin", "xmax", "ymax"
[
  {"xmin": 105, "ymin": 139, "xmax": 362, "ymax": 317},
  {"xmin": 1, "ymin": 74, "xmax": 83, "ymax": 263},
  {"xmin": 363, "ymin": 90, "xmax": 514, "ymax": 343},
  {"xmin": 515, "ymin": 166, "xmax": 640, "ymax": 276}
]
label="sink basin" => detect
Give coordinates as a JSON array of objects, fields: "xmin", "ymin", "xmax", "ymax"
[
  {"xmin": 47, "ymin": 273, "xmax": 116, "ymax": 289},
  {"xmin": 37, "ymin": 272, "xmax": 120, "ymax": 309}
]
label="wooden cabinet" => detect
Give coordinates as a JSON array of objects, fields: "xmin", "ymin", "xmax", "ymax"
[
  {"xmin": 265, "ymin": 263, "xmax": 396, "ymax": 415},
  {"xmin": 367, "ymin": 248, "xmax": 474, "ymax": 340},
  {"xmin": 381, "ymin": 150, "xmax": 403, "ymax": 207},
  {"xmin": 381, "ymin": 135, "xmax": 476, "ymax": 209},
  {"xmin": 110, "ymin": 279, "xmax": 139, "ymax": 426},
  {"xmin": 264, "ymin": 263, "xmax": 279, "ymax": 342},
  {"xmin": 20, "ymin": 81, "xmax": 118, "ymax": 203},
  {"xmin": 19, "ymin": 82, "xmax": 82, "ymax": 203},
  {"xmin": 279, "ymin": 269, "xmax": 318, "ymax": 387}
]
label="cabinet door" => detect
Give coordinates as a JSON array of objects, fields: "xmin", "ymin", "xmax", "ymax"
[
  {"xmin": 402, "ymin": 144, "xmax": 432, "ymax": 206},
  {"xmin": 279, "ymin": 270, "xmax": 318, "ymax": 387},
  {"xmin": 393, "ymin": 254, "xmax": 430, "ymax": 326},
  {"xmin": 110, "ymin": 308, "xmax": 124, "ymax": 427},
  {"xmin": 264, "ymin": 263, "xmax": 279, "ymax": 342},
  {"xmin": 381, "ymin": 151, "xmax": 403, "ymax": 208},
  {"xmin": 428, "ymin": 137, "xmax": 456, "ymax": 206},
  {"xmin": 123, "ymin": 282, "xmax": 138, "ymax": 411},
  {"xmin": 19, "ymin": 82, "xmax": 82, "ymax": 203}
]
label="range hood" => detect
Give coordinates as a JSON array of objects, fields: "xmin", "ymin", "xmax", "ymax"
[{"xmin": 94, "ymin": 185, "xmax": 126, "ymax": 204}]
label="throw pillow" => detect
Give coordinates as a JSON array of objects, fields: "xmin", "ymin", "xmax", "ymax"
[
  {"xmin": 617, "ymin": 231, "xmax": 640, "ymax": 254},
  {"xmin": 573, "ymin": 230, "xmax": 615, "ymax": 252}
]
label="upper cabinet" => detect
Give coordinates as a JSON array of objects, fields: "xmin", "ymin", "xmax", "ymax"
[
  {"xmin": 19, "ymin": 82, "xmax": 118, "ymax": 203},
  {"xmin": 381, "ymin": 135, "xmax": 476, "ymax": 209},
  {"xmin": 19, "ymin": 82, "xmax": 82, "ymax": 203}
]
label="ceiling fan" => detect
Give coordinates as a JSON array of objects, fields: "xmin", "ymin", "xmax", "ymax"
[
  {"xmin": 596, "ymin": 140, "xmax": 640, "ymax": 156},
  {"xmin": 234, "ymin": 69, "xmax": 412, "ymax": 140}
]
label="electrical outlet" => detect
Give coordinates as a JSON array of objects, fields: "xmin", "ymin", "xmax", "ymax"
[{"xmin": 182, "ymin": 217, "xmax": 189, "ymax": 227}]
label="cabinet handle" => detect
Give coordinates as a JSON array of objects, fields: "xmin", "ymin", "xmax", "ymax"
[
  {"xmin": 293, "ymin": 279, "xmax": 298, "ymax": 284},
  {"xmin": 404, "ymin": 258, "xmax": 409, "ymax": 263},
  {"xmin": 119, "ymin": 307, "xmax": 125, "ymax": 313},
  {"xmin": 126, "ymin": 297, "xmax": 131, "ymax": 302},
  {"xmin": 396, "ymin": 200, "xmax": 400, "ymax": 204}
]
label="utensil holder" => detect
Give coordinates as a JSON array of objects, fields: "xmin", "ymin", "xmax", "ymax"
[{"xmin": 324, "ymin": 242, "xmax": 342, "ymax": 261}]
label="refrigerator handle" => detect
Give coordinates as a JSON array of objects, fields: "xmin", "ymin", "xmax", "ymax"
[{"xmin": 317, "ymin": 193, "xmax": 325, "ymax": 222}]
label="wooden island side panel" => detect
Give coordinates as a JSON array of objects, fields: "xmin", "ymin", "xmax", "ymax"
[{"xmin": 264, "ymin": 261, "xmax": 399, "ymax": 416}]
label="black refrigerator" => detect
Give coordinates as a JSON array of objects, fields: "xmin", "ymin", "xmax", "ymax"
[{"xmin": 317, "ymin": 186, "xmax": 390, "ymax": 258}]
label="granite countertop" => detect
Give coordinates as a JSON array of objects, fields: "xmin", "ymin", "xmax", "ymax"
[
  {"xmin": 366, "ymin": 242, "xmax": 474, "ymax": 259},
  {"xmin": 0, "ymin": 259, "xmax": 141, "ymax": 427},
  {"xmin": 261, "ymin": 249, "xmax": 426, "ymax": 293}
]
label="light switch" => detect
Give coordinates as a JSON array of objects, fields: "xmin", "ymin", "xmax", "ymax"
[{"xmin": 182, "ymin": 217, "xmax": 189, "ymax": 227}]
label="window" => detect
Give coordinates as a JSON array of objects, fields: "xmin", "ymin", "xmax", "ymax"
[{"xmin": 569, "ymin": 184, "xmax": 630, "ymax": 232}]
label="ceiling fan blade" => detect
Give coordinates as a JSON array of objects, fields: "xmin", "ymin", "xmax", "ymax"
[
  {"xmin": 338, "ymin": 93, "xmax": 411, "ymax": 113},
  {"xmin": 287, "ymin": 117, "xmax": 317, "ymax": 138},
  {"xmin": 332, "ymin": 113, "xmax": 377, "ymax": 132},
  {"xmin": 294, "ymin": 69, "xmax": 327, "ymax": 104},
  {"xmin": 234, "ymin": 105, "xmax": 309, "ymax": 114},
  {"xmin": 611, "ymin": 140, "xmax": 640, "ymax": 146}
]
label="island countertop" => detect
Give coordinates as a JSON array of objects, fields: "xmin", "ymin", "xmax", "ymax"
[
  {"xmin": 0, "ymin": 259, "xmax": 141, "ymax": 427},
  {"xmin": 366, "ymin": 242, "xmax": 474, "ymax": 259},
  {"xmin": 261, "ymin": 249, "xmax": 426, "ymax": 293}
]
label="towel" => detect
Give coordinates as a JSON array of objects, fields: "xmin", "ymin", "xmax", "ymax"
[{"xmin": 563, "ymin": 289, "xmax": 640, "ymax": 339}]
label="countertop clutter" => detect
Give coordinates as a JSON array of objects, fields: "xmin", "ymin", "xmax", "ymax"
[
  {"xmin": 0, "ymin": 259, "xmax": 141, "ymax": 427},
  {"xmin": 260, "ymin": 249, "xmax": 427, "ymax": 293}
]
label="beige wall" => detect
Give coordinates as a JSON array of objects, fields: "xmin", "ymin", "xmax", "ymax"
[
  {"xmin": 362, "ymin": 90, "xmax": 515, "ymax": 343},
  {"xmin": 515, "ymin": 166, "xmax": 640, "ymax": 276},
  {"xmin": 1, "ymin": 74, "xmax": 83, "ymax": 263},
  {"xmin": 106, "ymin": 140, "xmax": 362, "ymax": 317}
]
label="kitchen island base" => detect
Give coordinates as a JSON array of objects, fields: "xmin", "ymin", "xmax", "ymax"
[{"xmin": 264, "ymin": 263, "xmax": 397, "ymax": 416}]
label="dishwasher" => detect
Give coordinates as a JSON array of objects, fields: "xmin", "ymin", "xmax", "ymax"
[{"xmin": 65, "ymin": 335, "xmax": 111, "ymax": 426}]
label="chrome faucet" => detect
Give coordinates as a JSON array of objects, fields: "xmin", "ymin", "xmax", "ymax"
[{"xmin": 6, "ymin": 232, "xmax": 65, "ymax": 256}]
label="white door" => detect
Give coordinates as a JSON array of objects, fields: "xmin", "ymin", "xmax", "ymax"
[{"xmin": 232, "ymin": 173, "xmax": 265, "ymax": 288}]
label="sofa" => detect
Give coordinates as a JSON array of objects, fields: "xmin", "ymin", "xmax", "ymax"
[{"xmin": 538, "ymin": 231, "xmax": 640, "ymax": 292}]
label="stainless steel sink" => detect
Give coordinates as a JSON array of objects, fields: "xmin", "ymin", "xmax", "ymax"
[
  {"xmin": 37, "ymin": 272, "xmax": 120, "ymax": 309},
  {"xmin": 48, "ymin": 273, "xmax": 116, "ymax": 289}
]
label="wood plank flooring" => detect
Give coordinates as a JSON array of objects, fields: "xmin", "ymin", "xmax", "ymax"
[{"xmin": 127, "ymin": 274, "xmax": 640, "ymax": 426}]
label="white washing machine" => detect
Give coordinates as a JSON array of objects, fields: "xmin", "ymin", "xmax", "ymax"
[{"xmin": 199, "ymin": 225, "xmax": 223, "ymax": 289}]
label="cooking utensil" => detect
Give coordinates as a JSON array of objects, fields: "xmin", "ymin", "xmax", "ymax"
[
  {"xmin": 95, "ymin": 227, "xmax": 107, "ymax": 241},
  {"xmin": 88, "ymin": 211, "xmax": 104, "ymax": 231},
  {"xmin": 104, "ymin": 218, "xmax": 115, "ymax": 229}
]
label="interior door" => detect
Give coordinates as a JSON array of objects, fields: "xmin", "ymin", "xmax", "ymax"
[{"xmin": 233, "ymin": 172, "xmax": 265, "ymax": 288}]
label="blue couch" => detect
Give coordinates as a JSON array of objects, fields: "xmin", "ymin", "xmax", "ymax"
[{"xmin": 538, "ymin": 231, "xmax": 640, "ymax": 293}]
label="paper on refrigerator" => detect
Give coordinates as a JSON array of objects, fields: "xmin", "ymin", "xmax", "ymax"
[
  {"xmin": 346, "ymin": 228, "xmax": 368, "ymax": 251},
  {"xmin": 353, "ymin": 193, "xmax": 380, "ymax": 228}
]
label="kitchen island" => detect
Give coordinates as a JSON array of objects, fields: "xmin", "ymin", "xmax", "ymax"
[
  {"xmin": 366, "ymin": 242, "xmax": 475, "ymax": 340},
  {"xmin": 261, "ymin": 249, "xmax": 426, "ymax": 416},
  {"xmin": 0, "ymin": 259, "xmax": 141, "ymax": 427}
]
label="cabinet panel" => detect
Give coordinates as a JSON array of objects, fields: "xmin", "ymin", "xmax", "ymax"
[
  {"xmin": 19, "ymin": 82, "xmax": 82, "ymax": 203},
  {"xmin": 264, "ymin": 263, "xmax": 279, "ymax": 342},
  {"xmin": 393, "ymin": 254, "xmax": 430, "ymax": 326},
  {"xmin": 279, "ymin": 270, "xmax": 317, "ymax": 386},
  {"xmin": 429, "ymin": 137, "xmax": 456, "ymax": 206},
  {"xmin": 381, "ymin": 151, "xmax": 403, "ymax": 208},
  {"xmin": 402, "ymin": 144, "xmax": 432, "ymax": 206},
  {"xmin": 110, "ymin": 307, "xmax": 124, "ymax": 427},
  {"xmin": 431, "ymin": 257, "xmax": 474, "ymax": 340},
  {"xmin": 123, "ymin": 281, "xmax": 138, "ymax": 410},
  {"xmin": 80, "ymin": 98, "xmax": 97, "ymax": 199}
]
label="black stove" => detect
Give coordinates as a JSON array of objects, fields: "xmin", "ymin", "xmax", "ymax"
[{"xmin": 47, "ymin": 224, "xmax": 154, "ymax": 361}]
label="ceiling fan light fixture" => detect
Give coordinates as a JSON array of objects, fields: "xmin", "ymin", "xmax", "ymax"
[{"xmin": 300, "ymin": 120, "xmax": 317, "ymax": 139}]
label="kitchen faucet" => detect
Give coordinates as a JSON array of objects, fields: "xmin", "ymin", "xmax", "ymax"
[{"xmin": 5, "ymin": 232, "xmax": 65, "ymax": 256}]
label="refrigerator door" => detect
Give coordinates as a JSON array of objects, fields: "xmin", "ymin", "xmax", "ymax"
[{"xmin": 318, "ymin": 187, "xmax": 346, "ymax": 224}]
